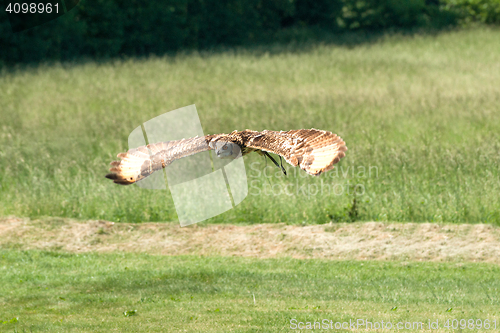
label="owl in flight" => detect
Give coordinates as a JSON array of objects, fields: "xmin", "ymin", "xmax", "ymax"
[{"xmin": 105, "ymin": 129, "xmax": 347, "ymax": 185}]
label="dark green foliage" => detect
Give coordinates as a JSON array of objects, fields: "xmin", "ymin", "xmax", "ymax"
[
  {"xmin": 185, "ymin": 0, "xmax": 294, "ymax": 48},
  {"xmin": 1, "ymin": 0, "xmax": 498, "ymax": 64},
  {"xmin": 441, "ymin": 0, "xmax": 500, "ymax": 24},
  {"xmin": 0, "ymin": 0, "xmax": 484, "ymax": 64},
  {"xmin": 340, "ymin": 0, "xmax": 432, "ymax": 30},
  {"xmin": 118, "ymin": 0, "xmax": 188, "ymax": 55},
  {"xmin": 294, "ymin": 0, "xmax": 344, "ymax": 30}
]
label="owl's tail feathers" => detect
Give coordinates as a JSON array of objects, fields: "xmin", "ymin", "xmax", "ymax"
[{"xmin": 105, "ymin": 147, "xmax": 162, "ymax": 185}]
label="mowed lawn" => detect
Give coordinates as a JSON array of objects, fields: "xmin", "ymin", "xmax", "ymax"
[
  {"xmin": 0, "ymin": 249, "xmax": 498, "ymax": 332},
  {"xmin": 0, "ymin": 28, "xmax": 499, "ymax": 224}
]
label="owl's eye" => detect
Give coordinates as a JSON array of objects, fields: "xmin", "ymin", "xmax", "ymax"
[{"xmin": 223, "ymin": 145, "xmax": 228, "ymax": 150}]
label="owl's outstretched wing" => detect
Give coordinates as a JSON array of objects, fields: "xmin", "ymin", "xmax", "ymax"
[
  {"xmin": 105, "ymin": 135, "xmax": 218, "ymax": 185},
  {"xmin": 105, "ymin": 128, "xmax": 347, "ymax": 185},
  {"xmin": 238, "ymin": 129, "xmax": 347, "ymax": 176}
]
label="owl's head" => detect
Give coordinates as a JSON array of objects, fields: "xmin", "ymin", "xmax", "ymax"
[{"xmin": 214, "ymin": 141, "xmax": 240, "ymax": 159}]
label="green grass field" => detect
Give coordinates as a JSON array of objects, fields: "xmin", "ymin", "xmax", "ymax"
[
  {"xmin": 2, "ymin": 28, "xmax": 500, "ymax": 332},
  {"xmin": 1, "ymin": 28, "xmax": 500, "ymax": 224},
  {"xmin": 1, "ymin": 249, "xmax": 499, "ymax": 332}
]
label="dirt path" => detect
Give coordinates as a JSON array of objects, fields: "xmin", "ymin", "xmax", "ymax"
[{"xmin": 1, "ymin": 217, "xmax": 499, "ymax": 263}]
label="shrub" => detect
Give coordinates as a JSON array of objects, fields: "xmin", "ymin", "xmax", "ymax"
[{"xmin": 441, "ymin": 0, "xmax": 500, "ymax": 24}]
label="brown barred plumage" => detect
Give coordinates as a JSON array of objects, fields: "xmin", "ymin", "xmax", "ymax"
[{"xmin": 105, "ymin": 129, "xmax": 347, "ymax": 185}]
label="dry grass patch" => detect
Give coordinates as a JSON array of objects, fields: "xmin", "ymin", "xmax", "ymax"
[{"xmin": 1, "ymin": 217, "xmax": 499, "ymax": 263}]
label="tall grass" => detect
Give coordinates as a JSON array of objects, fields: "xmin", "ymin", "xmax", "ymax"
[{"xmin": 1, "ymin": 28, "xmax": 499, "ymax": 224}]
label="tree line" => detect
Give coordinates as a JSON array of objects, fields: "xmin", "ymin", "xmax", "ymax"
[{"xmin": 1, "ymin": 0, "xmax": 499, "ymax": 64}]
